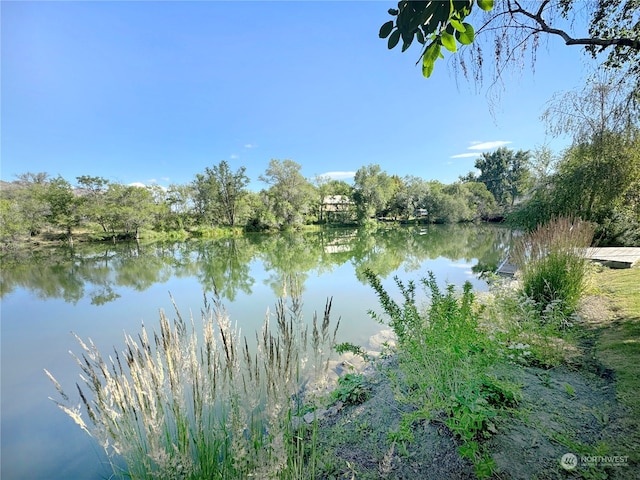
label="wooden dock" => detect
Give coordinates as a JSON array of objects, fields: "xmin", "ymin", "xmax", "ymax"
[
  {"xmin": 496, "ymin": 247, "xmax": 640, "ymax": 276},
  {"xmin": 584, "ymin": 247, "xmax": 640, "ymax": 269}
]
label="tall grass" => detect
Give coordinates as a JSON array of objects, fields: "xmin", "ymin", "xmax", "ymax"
[
  {"xmin": 512, "ymin": 216, "xmax": 595, "ymax": 321},
  {"xmin": 46, "ymin": 287, "xmax": 339, "ymax": 479}
]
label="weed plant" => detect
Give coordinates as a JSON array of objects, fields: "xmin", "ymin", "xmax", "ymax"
[
  {"xmin": 365, "ymin": 270, "xmax": 518, "ymax": 478},
  {"xmin": 512, "ymin": 216, "xmax": 595, "ymax": 319},
  {"xmin": 330, "ymin": 373, "xmax": 370, "ymax": 406},
  {"xmin": 46, "ymin": 289, "xmax": 339, "ymax": 479},
  {"xmin": 479, "ymin": 278, "xmax": 579, "ymax": 367}
]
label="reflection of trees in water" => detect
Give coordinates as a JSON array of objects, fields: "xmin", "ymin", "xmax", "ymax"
[
  {"xmin": 0, "ymin": 225, "xmax": 512, "ymax": 305},
  {"xmin": 258, "ymin": 233, "xmax": 318, "ymax": 298},
  {"xmin": 350, "ymin": 224, "xmax": 513, "ymax": 281},
  {"xmin": 191, "ymin": 237, "xmax": 256, "ymax": 301},
  {"xmin": 0, "ymin": 243, "xmax": 177, "ymax": 305}
]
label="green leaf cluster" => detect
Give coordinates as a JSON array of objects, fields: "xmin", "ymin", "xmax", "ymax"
[
  {"xmin": 330, "ymin": 373, "xmax": 371, "ymax": 405},
  {"xmin": 379, "ymin": 0, "xmax": 492, "ymax": 77}
]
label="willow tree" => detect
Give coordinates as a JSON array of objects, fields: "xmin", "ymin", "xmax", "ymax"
[{"xmin": 510, "ymin": 78, "xmax": 640, "ymax": 240}]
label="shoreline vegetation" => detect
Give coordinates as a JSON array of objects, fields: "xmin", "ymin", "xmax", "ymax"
[
  {"xmin": 3, "ymin": 138, "xmax": 639, "ymax": 253},
  {"xmin": 2, "ymin": 217, "xmax": 504, "ymax": 252},
  {"xmin": 45, "ymin": 217, "xmax": 640, "ymax": 479}
]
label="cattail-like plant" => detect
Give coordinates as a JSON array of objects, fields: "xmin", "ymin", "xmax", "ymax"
[{"xmin": 46, "ymin": 285, "xmax": 339, "ymax": 479}]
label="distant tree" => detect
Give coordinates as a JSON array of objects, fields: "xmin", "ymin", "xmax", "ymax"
[
  {"xmin": 353, "ymin": 164, "xmax": 393, "ymax": 224},
  {"xmin": 382, "ymin": 175, "xmax": 404, "ymax": 219},
  {"xmin": 313, "ymin": 175, "xmax": 331, "ymax": 223},
  {"xmin": 209, "ymin": 161, "xmax": 249, "ymax": 227},
  {"xmin": 17, "ymin": 172, "xmax": 46, "ymax": 185},
  {"xmin": 101, "ymin": 184, "xmax": 156, "ymax": 240},
  {"xmin": 458, "ymin": 171, "xmax": 478, "ymax": 183},
  {"xmin": 504, "ymin": 151, "xmax": 532, "ymax": 207},
  {"xmin": 259, "ymin": 159, "xmax": 314, "ymax": 229},
  {"xmin": 421, "ymin": 181, "xmax": 446, "ymax": 223},
  {"xmin": 529, "ymin": 145, "xmax": 558, "ymax": 186},
  {"xmin": 458, "ymin": 181, "xmax": 497, "ymax": 219},
  {"xmin": 0, "ymin": 198, "xmax": 23, "ymax": 243},
  {"xmin": 193, "ymin": 161, "xmax": 249, "ymax": 227},
  {"xmin": 76, "ymin": 175, "xmax": 111, "ymax": 232},
  {"xmin": 244, "ymin": 190, "xmax": 277, "ymax": 231},
  {"xmin": 165, "ymin": 183, "xmax": 195, "ymax": 230},
  {"xmin": 475, "ymin": 147, "xmax": 531, "ymax": 206},
  {"xmin": 326, "ymin": 179, "xmax": 353, "ymax": 197},
  {"xmin": 5, "ymin": 172, "xmax": 51, "ymax": 236},
  {"xmin": 44, "ymin": 176, "xmax": 82, "ymax": 245},
  {"xmin": 386, "ymin": 175, "xmax": 430, "ymax": 221}
]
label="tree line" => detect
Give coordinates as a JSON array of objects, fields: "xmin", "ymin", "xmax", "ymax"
[
  {"xmin": 0, "ymin": 153, "xmax": 522, "ymax": 246},
  {"xmin": 2, "ymin": 112, "xmax": 638, "ymax": 247}
]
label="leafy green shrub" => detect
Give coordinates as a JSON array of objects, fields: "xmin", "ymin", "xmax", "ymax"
[
  {"xmin": 365, "ymin": 270, "xmax": 496, "ymax": 410},
  {"xmin": 330, "ymin": 373, "xmax": 370, "ymax": 405},
  {"xmin": 365, "ymin": 270, "xmax": 518, "ymax": 478},
  {"xmin": 512, "ymin": 216, "xmax": 595, "ymax": 320}
]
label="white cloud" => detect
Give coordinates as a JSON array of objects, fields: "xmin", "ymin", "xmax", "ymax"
[
  {"xmin": 230, "ymin": 154, "xmax": 239, "ymax": 159},
  {"xmin": 450, "ymin": 140, "xmax": 512, "ymax": 159},
  {"xmin": 468, "ymin": 140, "xmax": 512, "ymax": 150},
  {"xmin": 244, "ymin": 143, "xmax": 257, "ymax": 149},
  {"xmin": 320, "ymin": 171, "xmax": 356, "ymax": 181},
  {"xmin": 127, "ymin": 181, "xmax": 167, "ymax": 190}
]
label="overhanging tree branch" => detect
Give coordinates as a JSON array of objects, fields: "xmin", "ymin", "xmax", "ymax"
[{"xmin": 507, "ymin": 0, "xmax": 640, "ymax": 50}]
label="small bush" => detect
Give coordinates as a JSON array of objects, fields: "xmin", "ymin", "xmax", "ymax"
[
  {"xmin": 512, "ymin": 216, "xmax": 595, "ymax": 319},
  {"xmin": 365, "ymin": 270, "xmax": 517, "ymax": 478},
  {"xmin": 330, "ymin": 373, "xmax": 370, "ymax": 405}
]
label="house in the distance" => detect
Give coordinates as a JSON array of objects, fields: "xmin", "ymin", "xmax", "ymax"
[{"xmin": 321, "ymin": 195, "xmax": 354, "ymax": 223}]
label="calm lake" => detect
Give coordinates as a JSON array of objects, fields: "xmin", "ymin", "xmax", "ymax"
[{"xmin": 1, "ymin": 224, "xmax": 511, "ymax": 479}]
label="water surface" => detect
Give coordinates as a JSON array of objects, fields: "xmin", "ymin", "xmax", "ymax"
[{"xmin": 1, "ymin": 224, "xmax": 511, "ymax": 479}]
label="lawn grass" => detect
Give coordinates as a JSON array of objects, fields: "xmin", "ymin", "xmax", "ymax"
[{"xmin": 592, "ymin": 267, "xmax": 640, "ymax": 464}]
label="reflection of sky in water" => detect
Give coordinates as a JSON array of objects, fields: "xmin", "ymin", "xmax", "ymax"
[{"xmin": 1, "ymin": 234, "xmax": 502, "ymax": 479}]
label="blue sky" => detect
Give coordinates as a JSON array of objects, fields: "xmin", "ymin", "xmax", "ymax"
[{"xmin": 2, "ymin": 1, "xmax": 595, "ymax": 190}]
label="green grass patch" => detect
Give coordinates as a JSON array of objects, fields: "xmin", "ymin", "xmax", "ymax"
[{"xmin": 593, "ymin": 268, "xmax": 640, "ymax": 464}]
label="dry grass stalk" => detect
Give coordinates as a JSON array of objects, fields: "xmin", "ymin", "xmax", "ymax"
[
  {"xmin": 46, "ymin": 286, "xmax": 339, "ymax": 479},
  {"xmin": 512, "ymin": 216, "xmax": 595, "ymax": 267},
  {"xmin": 511, "ymin": 216, "xmax": 595, "ymax": 318}
]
